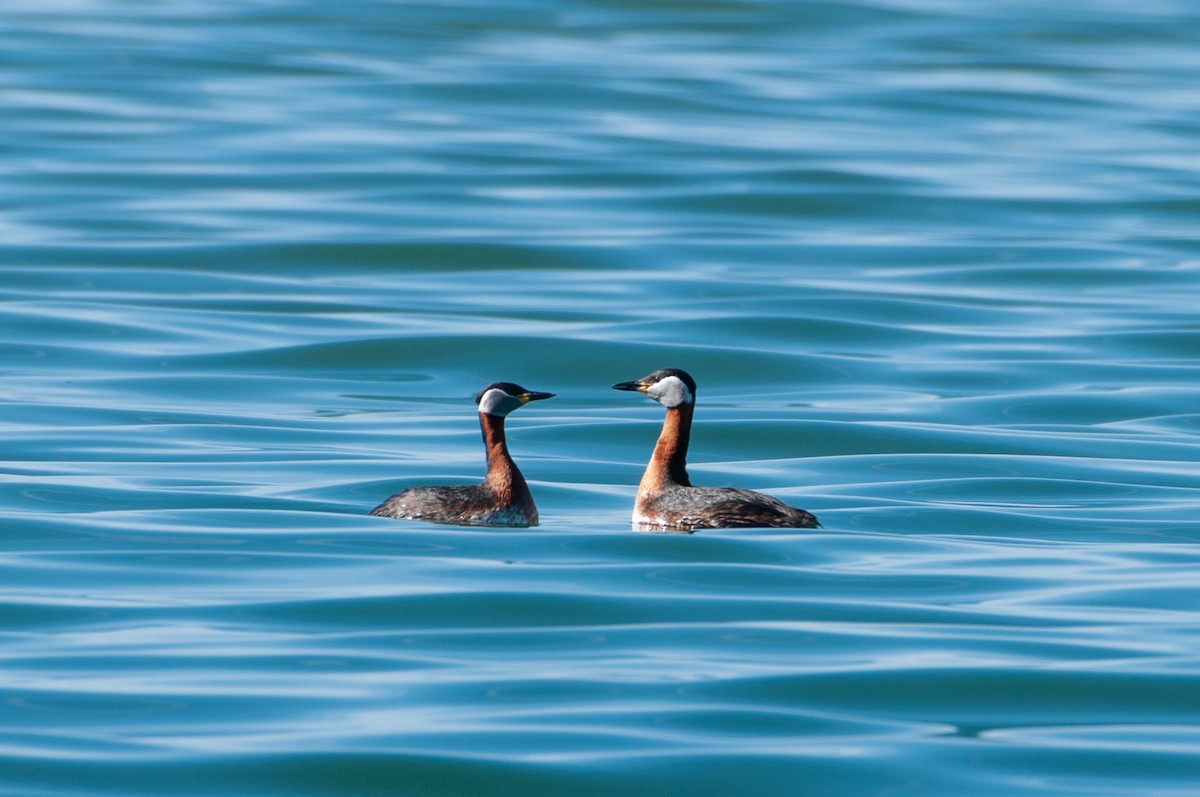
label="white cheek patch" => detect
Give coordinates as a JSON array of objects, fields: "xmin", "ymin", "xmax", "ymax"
[
  {"xmin": 648, "ymin": 375, "xmax": 693, "ymax": 408},
  {"xmin": 477, "ymin": 388, "xmax": 517, "ymax": 416}
]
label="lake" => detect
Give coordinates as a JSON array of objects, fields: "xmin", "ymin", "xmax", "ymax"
[{"xmin": 3, "ymin": 1, "xmax": 1200, "ymax": 795}]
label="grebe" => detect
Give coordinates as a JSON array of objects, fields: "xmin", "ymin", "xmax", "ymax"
[
  {"xmin": 370, "ymin": 382, "xmax": 554, "ymax": 526},
  {"xmin": 612, "ymin": 368, "xmax": 820, "ymax": 531}
]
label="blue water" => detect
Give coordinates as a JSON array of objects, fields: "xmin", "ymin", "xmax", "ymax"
[{"xmin": 4, "ymin": 1, "xmax": 1200, "ymax": 794}]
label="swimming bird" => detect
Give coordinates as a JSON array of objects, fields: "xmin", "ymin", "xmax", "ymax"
[
  {"xmin": 370, "ymin": 382, "xmax": 554, "ymax": 526},
  {"xmin": 612, "ymin": 368, "xmax": 819, "ymax": 531}
]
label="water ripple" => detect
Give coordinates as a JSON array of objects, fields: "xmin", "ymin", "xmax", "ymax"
[{"xmin": 5, "ymin": 1, "xmax": 1200, "ymax": 795}]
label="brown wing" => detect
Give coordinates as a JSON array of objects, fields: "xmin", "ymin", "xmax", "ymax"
[
  {"xmin": 679, "ymin": 488, "xmax": 820, "ymax": 529},
  {"xmin": 369, "ymin": 485, "xmax": 492, "ymax": 521}
]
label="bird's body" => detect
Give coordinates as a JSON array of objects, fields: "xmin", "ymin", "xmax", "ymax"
[
  {"xmin": 613, "ymin": 368, "xmax": 819, "ymax": 531},
  {"xmin": 370, "ymin": 382, "xmax": 553, "ymax": 527},
  {"xmin": 370, "ymin": 484, "xmax": 536, "ymax": 527}
]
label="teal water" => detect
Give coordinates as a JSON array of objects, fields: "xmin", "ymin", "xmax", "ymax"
[{"xmin": 4, "ymin": 1, "xmax": 1200, "ymax": 795}]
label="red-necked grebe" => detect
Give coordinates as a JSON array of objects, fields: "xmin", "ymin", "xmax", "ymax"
[
  {"xmin": 612, "ymin": 368, "xmax": 819, "ymax": 531},
  {"xmin": 370, "ymin": 382, "xmax": 554, "ymax": 526}
]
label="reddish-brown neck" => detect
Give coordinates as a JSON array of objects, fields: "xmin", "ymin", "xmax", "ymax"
[
  {"xmin": 641, "ymin": 402, "xmax": 693, "ymax": 489},
  {"xmin": 480, "ymin": 412, "xmax": 525, "ymax": 498}
]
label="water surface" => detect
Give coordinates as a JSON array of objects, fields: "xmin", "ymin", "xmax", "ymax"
[{"xmin": 3, "ymin": 1, "xmax": 1200, "ymax": 795}]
